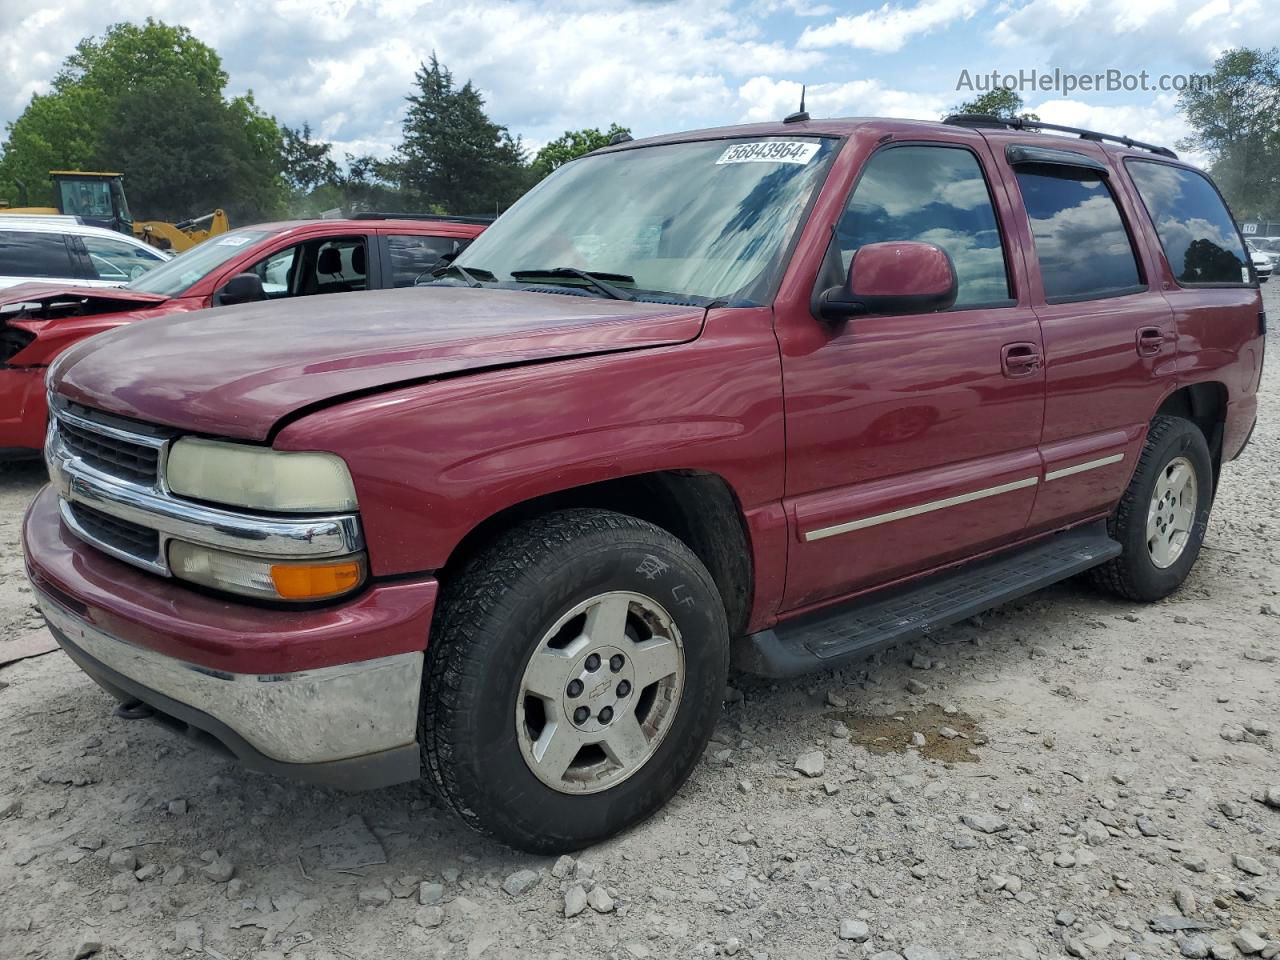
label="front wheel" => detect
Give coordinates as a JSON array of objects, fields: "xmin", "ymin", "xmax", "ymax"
[
  {"xmin": 420, "ymin": 509, "xmax": 729, "ymax": 853},
  {"xmin": 1090, "ymin": 415, "xmax": 1214, "ymax": 602}
]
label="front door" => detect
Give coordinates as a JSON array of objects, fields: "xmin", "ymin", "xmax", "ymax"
[{"xmin": 777, "ymin": 138, "xmax": 1046, "ymax": 611}]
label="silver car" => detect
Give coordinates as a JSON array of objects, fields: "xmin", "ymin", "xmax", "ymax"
[{"xmin": 0, "ymin": 215, "xmax": 169, "ymax": 290}]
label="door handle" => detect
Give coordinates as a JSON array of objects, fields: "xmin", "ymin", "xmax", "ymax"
[
  {"xmin": 1001, "ymin": 342, "xmax": 1042, "ymax": 378},
  {"xmin": 1136, "ymin": 328, "xmax": 1165, "ymax": 357}
]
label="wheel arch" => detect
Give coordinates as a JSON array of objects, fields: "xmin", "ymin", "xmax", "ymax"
[
  {"xmin": 440, "ymin": 470, "xmax": 755, "ymax": 637},
  {"xmin": 1155, "ymin": 380, "xmax": 1228, "ymax": 481}
]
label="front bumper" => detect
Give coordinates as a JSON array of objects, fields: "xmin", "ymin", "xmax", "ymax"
[{"xmin": 24, "ymin": 484, "xmax": 437, "ymax": 789}]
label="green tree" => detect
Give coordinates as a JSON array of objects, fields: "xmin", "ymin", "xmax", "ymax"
[
  {"xmin": 1177, "ymin": 47, "xmax": 1280, "ymax": 218},
  {"xmin": 531, "ymin": 123, "xmax": 631, "ymax": 179},
  {"xmin": 281, "ymin": 123, "xmax": 339, "ymax": 194},
  {"xmin": 396, "ymin": 55, "xmax": 532, "ymax": 215},
  {"xmin": 0, "ymin": 19, "xmax": 286, "ymax": 221},
  {"xmin": 947, "ymin": 88, "xmax": 1040, "ymax": 122}
]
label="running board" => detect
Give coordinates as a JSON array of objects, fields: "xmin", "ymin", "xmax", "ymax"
[{"xmin": 733, "ymin": 521, "xmax": 1120, "ymax": 679}]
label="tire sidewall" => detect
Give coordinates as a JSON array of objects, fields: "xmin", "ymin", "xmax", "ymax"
[
  {"xmin": 442, "ymin": 526, "xmax": 727, "ymax": 851},
  {"xmin": 1119, "ymin": 421, "xmax": 1213, "ymax": 599}
]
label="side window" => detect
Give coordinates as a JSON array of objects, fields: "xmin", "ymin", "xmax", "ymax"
[
  {"xmin": 312, "ymin": 237, "xmax": 367, "ymax": 294},
  {"xmin": 1126, "ymin": 160, "xmax": 1250, "ymax": 285},
  {"xmin": 837, "ymin": 145, "xmax": 1012, "ymax": 308},
  {"xmin": 81, "ymin": 235, "xmax": 163, "ymax": 283},
  {"xmin": 388, "ymin": 235, "xmax": 468, "ymax": 287},
  {"xmin": 1013, "ymin": 167, "xmax": 1142, "ymax": 302},
  {"xmin": 0, "ymin": 231, "xmax": 75, "ymax": 279},
  {"xmin": 247, "ymin": 245, "xmax": 300, "ymax": 298}
]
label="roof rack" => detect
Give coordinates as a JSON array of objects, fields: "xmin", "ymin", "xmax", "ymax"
[
  {"xmin": 349, "ymin": 212, "xmax": 495, "ymax": 225},
  {"xmin": 943, "ymin": 114, "xmax": 1178, "ymax": 159}
]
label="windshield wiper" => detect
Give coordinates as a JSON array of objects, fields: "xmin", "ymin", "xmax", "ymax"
[
  {"xmin": 427, "ymin": 263, "xmax": 495, "ymax": 287},
  {"xmin": 509, "ymin": 267, "xmax": 636, "ymax": 301}
]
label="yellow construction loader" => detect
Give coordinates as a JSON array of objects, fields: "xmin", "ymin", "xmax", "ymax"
[{"xmin": 1, "ymin": 171, "xmax": 228, "ymax": 253}]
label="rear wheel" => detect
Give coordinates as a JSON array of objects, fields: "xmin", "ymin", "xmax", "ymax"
[
  {"xmin": 1090, "ymin": 415, "xmax": 1214, "ymax": 602},
  {"xmin": 420, "ymin": 509, "xmax": 729, "ymax": 853}
]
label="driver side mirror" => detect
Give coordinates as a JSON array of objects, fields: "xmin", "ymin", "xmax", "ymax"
[
  {"xmin": 816, "ymin": 241, "xmax": 958, "ymax": 322},
  {"xmin": 215, "ymin": 273, "xmax": 267, "ymax": 307}
]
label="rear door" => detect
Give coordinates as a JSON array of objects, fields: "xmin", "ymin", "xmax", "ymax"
[
  {"xmin": 0, "ymin": 230, "xmax": 83, "ymax": 287},
  {"xmin": 378, "ymin": 232, "xmax": 474, "ymax": 288},
  {"xmin": 777, "ymin": 133, "xmax": 1047, "ymax": 610},
  {"xmin": 992, "ymin": 141, "xmax": 1176, "ymax": 530}
]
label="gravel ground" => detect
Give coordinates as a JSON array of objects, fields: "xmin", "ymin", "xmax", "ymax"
[{"xmin": 1, "ymin": 288, "xmax": 1277, "ymax": 960}]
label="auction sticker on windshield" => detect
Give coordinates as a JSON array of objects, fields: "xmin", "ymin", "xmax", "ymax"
[{"xmin": 716, "ymin": 141, "xmax": 820, "ymax": 165}]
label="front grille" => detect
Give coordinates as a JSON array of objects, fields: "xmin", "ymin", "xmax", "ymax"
[
  {"xmin": 67, "ymin": 501, "xmax": 161, "ymax": 564},
  {"xmin": 59, "ymin": 417, "xmax": 160, "ymax": 486}
]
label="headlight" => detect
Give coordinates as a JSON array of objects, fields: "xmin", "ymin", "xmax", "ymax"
[
  {"xmin": 169, "ymin": 541, "xmax": 366, "ymax": 601},
  {"xmin": 166, "ymin": 438, "xmax": 358, "ymax": 513}
]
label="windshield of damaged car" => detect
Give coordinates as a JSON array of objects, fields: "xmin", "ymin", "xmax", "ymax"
[
  {"xmin": 126, "ymin": 230, "xmax": 271, "ymax": 297},
  {"xmin": 441, "ymin": 137, "xmax": 837, "ymax": 304}
]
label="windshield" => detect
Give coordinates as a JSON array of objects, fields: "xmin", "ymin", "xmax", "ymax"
[
  {"xmin": 448, "ymin": 136, "xmax": 837, "ymax": 303},
  {"xmin": 127, "ymin": 230, "xmax": 271, "ymax": 296}
]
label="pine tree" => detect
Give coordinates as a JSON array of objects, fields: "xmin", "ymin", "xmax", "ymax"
[{"xmin": 396, "ymin": 55, "xmax": 532, "ymax": 215}]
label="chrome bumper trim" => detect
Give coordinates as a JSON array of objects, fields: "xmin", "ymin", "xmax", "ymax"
[{"xmin": 38, "ymin": 592, "xmax": 422, "ymax": 765}]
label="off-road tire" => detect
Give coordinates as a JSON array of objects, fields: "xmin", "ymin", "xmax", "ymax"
[
  {"xmin": 1089, "ymin": 415, "xmax": 1213, "ymax": 602},
  {"xmin": 420, "ymin": 508, "xmax": 729, "ymax": 853}
]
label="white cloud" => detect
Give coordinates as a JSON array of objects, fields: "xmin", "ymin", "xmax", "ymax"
[
  {"xmin": 736, "ymin": 76, "xmax": 948, "ymax": 123},
  {"xmin": 993, "ymin": 0, "xmax": 1279, "ymax": 67},
  {"xmin": 798, "ymin": 0, "xmax": 986, "ymax": 52}
]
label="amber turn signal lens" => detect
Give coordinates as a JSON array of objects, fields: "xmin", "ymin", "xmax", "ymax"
[{"xmin": 270, "ymin": 559, "xmax": 364, "ymax": 600}]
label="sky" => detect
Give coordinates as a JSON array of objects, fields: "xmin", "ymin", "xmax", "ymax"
[{"xmin": 2, "ymin": 0, "xmax": 1277, "ymax": 169}]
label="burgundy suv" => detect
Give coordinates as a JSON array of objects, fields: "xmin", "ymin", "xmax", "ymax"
[{"xmin": 23, "ymin": 115, "xmax": 1263, "ymax": 853}]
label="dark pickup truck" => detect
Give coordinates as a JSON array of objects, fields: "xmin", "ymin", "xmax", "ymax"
[{"xmin": 24, "ymin": 115, "xmax": 1263, "ymax": 853}]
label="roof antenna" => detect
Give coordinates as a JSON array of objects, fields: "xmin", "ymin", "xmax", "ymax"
[{"xmin": 783, "ymin": 85, "xmax": 809, "ymax": 124}]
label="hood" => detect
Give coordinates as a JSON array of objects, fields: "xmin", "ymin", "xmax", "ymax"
[
  {"xmin": 51, "ymin": 285, "xmax": 705, "ymax": 440},
  {"xmin": 0, "ymin": 283, "xmax": 169, "ymax": 315}
]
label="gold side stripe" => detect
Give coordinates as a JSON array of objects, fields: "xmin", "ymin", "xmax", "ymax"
[
  {"xmin": 802, "ymin": 476, "xmax": 1040, "ymax": 543},
  {"xmin": 1044, "ymin": 453, "xmax": 1124, "ymax": 482}
]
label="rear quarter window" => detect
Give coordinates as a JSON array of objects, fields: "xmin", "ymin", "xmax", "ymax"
[
  {"xmin": 0, "ymin": 231, "xmax": 76, "ymax": 279},
  {"xmin": 1125, "ymin": 160, "xmax": 1250, "ymax": 286}
]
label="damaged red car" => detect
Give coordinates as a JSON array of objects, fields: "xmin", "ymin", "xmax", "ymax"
[{"xmin": 1, "ymin": 215, "xmax": 486, "ymax": 458}]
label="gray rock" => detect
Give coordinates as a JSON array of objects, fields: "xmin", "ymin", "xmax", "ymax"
[
  {"xmin": 1221, "ymin": 724, "xmax": 1247, "ymax": 743},
  {"xmin": 586, "ymin": 885, "xmax": 614, "ymax": 913},
  {"xmin": 501, "ymin": 868, "xmax": 540, "ymax": 897},
  {"xmin": 1244, "ymin": 720, "xmax": 1271, "ymax": 737},
  {"xmin": 1234, "ymin": 854, "xmax": 1267, "ymax": 876},
  {"xmin": 794, "ymin": 750, "xmax": 825, "ymax": 778},
  {"xmin": 1180, "ymin": 934, "xmax": 1213, "ymax": 958},
  {"xmin": 415, "ymin": 906, "xmax": 445, "ymax": 928},
  {"xmin": 358, "ymin": 885, "xmax": 392, "ymax": 906},
  {"xmin": 551, "ymin": 855, "xmax": 576, "ymax": 879},
  {"xmin": 960, "ymin": 813, "xmax": 1008, "ymax": 834},
  {"xmin": 869, "ymin": 954, "xmax": 905, "ymax": 960},
  {"xmin": 903, "ymin": 948, "xmax": 941, "ymax": 960},
  {"xmin": 201, "ymin": 858, "xmax": 235, "ymax": 882},
  {"xmin": 105, "ymin": 895, "xmax": 127, "ymax": 914},
  {"xmin": 72, "ymin": 941, "xmax": 102, "ymax": 960},
  {"xmin": 418, "ymin": 881, "xmax": 444, "ymax": 905},
  {"xmin": 1136, "ymin": 816, "xmax": 1160, "ymax": 837},
  {"xmin": 910, "ymin": 732, "xmax": 927, "ymax": 747},
  {"xmin": 1235, "ymin": 930, "xmax": 1267, "ymax": 955},
  {"xmin": 838, "ymin": 919, "xmax": 870, "ymax": 942},
  {"xmin": 1262, "ymin": 786, "xmax": 1280, "ymax": 809},
  {"xmin": 1056, "ymin": 910, "xmax": 1077, "ymax": 926},
  {"xmin": 938, "ymin": 726, "xmax": 961, "ymax": 739},
  {"xmin": 172, "ymin": 921, "xmax": 203, "ymax": 952},
  {"xmin": 134, "ymin": 864, "xmax": 160, "ymax": 882},
  {"xmin": 564, "ymin": 883, "xmax": 588, "ymax": 918},
  {"xmin": 167, "ymin": 798, "xmax": 188, "ymax": 815},
  {"xmin": 1149, "ymin": 917, "xmax": 1217, "ymax": 933},
  {"xmin": 910, "ymin": 651, "xmax": 933, "ymax": 669},
  {"xmin": 826, "ymin": 690, "xmax": 848, "ymax": 708},
  {"xmin": 1219, "ymin": 800, "xmax": 1244, "ymax": 820},
  {"xmin": 1174, "ymin": 887, "xmax": 1197, "ymax": 915},
  {"xmin": 905, "ymin": 679, "xmax": 928, "ymax": 695},
  {"xmin": 107, "ymin": 850, "xmax": 137, "ymax": 873}
]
